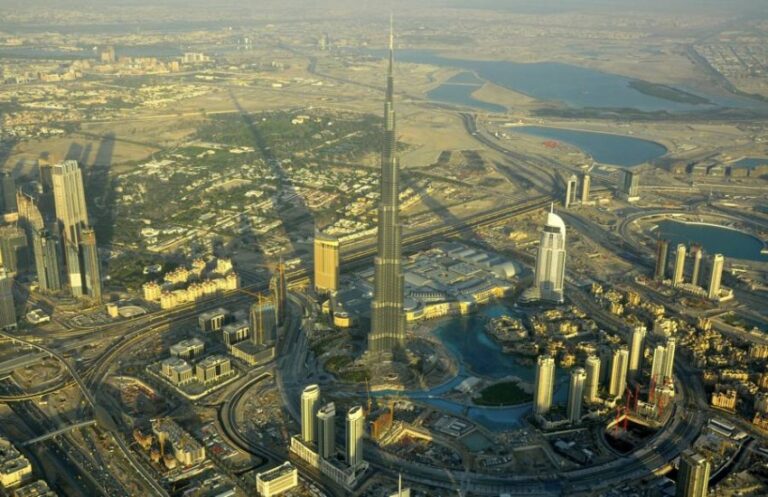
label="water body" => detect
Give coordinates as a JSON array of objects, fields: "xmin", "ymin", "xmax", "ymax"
[
  {"xmin": 426, "ymin": 71, "xmax": 507, "ymax": 113},
  {"xmin": 377, "ymin": 49, "xmax": 768, "ymax": 112},
  {"xmin": 510, "ymin": 126, "xmax": 667, "ymax": 167},
  {"xmin": 375, "ymin": 303, "xmax": 569, "ymax": 431},
  {"xmin": 731, "ymin": 157, "xmax": 768, "ymax": 170},
  {"xmin": 656, "ymin": 220, "xmax": 768, "ymax": 262}
]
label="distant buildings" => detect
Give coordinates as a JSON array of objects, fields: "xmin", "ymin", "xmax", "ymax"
[
  {"xmin": 534, "ymin": 354, "xmax": 555, "ymax": 416},
  {"xmin": 676, "ymin": 450, "xmax": 710, "ymax": 497},
  {"xmin": 0, "ymin": 268, "xmax": 16, "ymax": 331},
  {"xmin": 654, "ymin": 239, "xmax": 669, "ymax": 281},
  {"xmin": 672, "ymin": 243, "xmax": 687, "ymax": 287},
  {"xmin": 580, "ymin": 170, "xmax": 591, "ymax": 205},
  {"xmin": 314, "ymin": 232, "xmax": 340, "ymax": 294},
  {"xmin": 568, "ymin": 367, "xmax": 586, "ymax": 424},
  {"xmin": 533, "ymin": 207, "xmax": 567, "ymax": 303},
  {"xmin": 707, "ymin": 253, "xmax": 724, "ymax": 300},
  {"xmin": 620, "ymin": 169, "xmax": 639, "ymax": 201},
  {"xmin": 256, "ymin": 462, "xmax": 298, "ymax": 497}
]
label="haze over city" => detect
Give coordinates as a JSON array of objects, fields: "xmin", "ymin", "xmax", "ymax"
[{"xmin": 0, "ymin": 1, "xmax": 767, "ymax": 497}]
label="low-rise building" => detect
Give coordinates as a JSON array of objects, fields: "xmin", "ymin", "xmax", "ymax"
[
  {"xmin": 198, "ymin": 308, "xmax": 229, "ymax": 332},
  {"xmin": 0, "ymin": 438, "xmax": 32, "ymax": 489},
  {"xmin": 711, "ymin": 387, "xmax": 737, "ymax": 412},
  {"xmin": 255, "ymin": 462, "xmax": 298, "ymax": 497},
  {"xmin": 169, "ymin": 338, "xmax": 205, "ymax": 360},
  {"xmin": 195, "ymin": 355, "xmax": 232, "ymax": 384},
  {"xmin": 151, "ymin": 418, "xmax": 206, "ymax": 466},
  {"xmin": 13, "ymin": 480, "xmax": 57, "ymax": 497},
  {"xmin": 160, "ymin": 357, "xmax": 195, "ymax": 386}
]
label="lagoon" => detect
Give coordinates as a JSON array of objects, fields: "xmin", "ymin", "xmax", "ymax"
[{"xmin": 656, "ymin": 220, "xmax": 768, "ymax": 262}]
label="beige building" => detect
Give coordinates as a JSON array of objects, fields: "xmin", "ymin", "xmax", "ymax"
[
  {"xmin": 160, "ymin": 357, "xmax": 194, "ymax": 386},
  {"xmin": 0, "ymin": 438, "xmax": 32, "ymax": 489},
  {"xmin": 256, "ymin": 462, "xmax": 298, "ymax": 497},
  {"xmin": 169, "ymin": 338, "xmax": 205, "ymax": 360},
  {"xmin": 711, "ymin": 387, "xmax": 737, "ymax": 412},
  {"xmin": 314, "ymin": 232, "xmax": 340, "ymax": 294},
  {"xmin": 151, "ymin": 418, "xmax": 205, "ymax": 467},
  {"xmin": 194, "ymin": 355, "xmax": 232, "ymax": 384},
  {"xmin": 13, "ymin": 480, "xmax": 57, "ymax": 497}
]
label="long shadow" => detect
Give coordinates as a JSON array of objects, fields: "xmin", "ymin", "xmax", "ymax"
[
  {"xmin": 226, "ymin": 89, "xmax": 315, "ymax": 261},
  {"xmin": 83, "ymin": 133, "xmax": 116, "ymax": 291}
]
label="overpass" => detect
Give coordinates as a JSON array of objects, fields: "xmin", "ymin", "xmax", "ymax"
[{"xmin": 20, "ymin": 419, "xmax": 98, "ymax": 446}]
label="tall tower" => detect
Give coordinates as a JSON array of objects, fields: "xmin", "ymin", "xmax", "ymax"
[
  {"xmin": 651, "ymin": 344, "xmax": 666, "ymax": 385},
  {"xmin": 584, "ymin": 355, "xmax": 601, "ymax": 403},
  {"xmin": 534, "ymin": 206, "xmax": 567, "ymax": 303},
  {"xmin": 271, "ymin": 258, "xmax": 287, "ymax": 326},
  {"xmin": 580, "ymin": 170, "xmax": 591, "ymax": 204},
  {"xmin": 314, "ymin": 232, "xmax": 340, "ymax": 294},
  {"xmin": 0, "ymin": 171, "xmax": 17, "ymax": 216},
  {"xmin": 300, "ymin": 384, "xmax": 320, "ymax": 444},
  {"xmin": 534, "ymin": 354, "xmax": 555, "ymax": 416},
  {"xmin": 564, "ymin": 174, "xmax": 577, "ymax": 209},
  {"xmin": 368, "ymin": 19, "xmax": 406, "ymax": 357},
  {"xmin": 346, "ymin": 405, "xmax": 365, "ymax": 468},
  {"xmin": 628, "ymin": 325, "xmax": 646, "ymax": 381},
  {"xmin": 662, "ymin": 337, "xmax": 676, "ymax": 383},
  {"xmin": 317, "ymin": 402, "xmax": 336, "ymax": 459},
  {"xmin": 676, "ymin": 450, "xmax": 710, "ymax": 497},
  {"xmin": 80, "ymin": 226, "xmax": 102, "ymax": 302},
  {"xmin": 689, "ymin": 245, "xmax": 703, "ymax": 287},
  {"xmin": 708, "ymin": 253, "xmax": 724, "ymax": 300},
  {"xmin": 33, "ymin": 229, "xmax": 62, "ymax": 292},
  {"xmin": 609, "ymin": 346, "xmax": 629, "ymax": 398},
  {"xmin": 250, "ymin": 296, "xmax": 277, "ymax": 345},
  {"xmin": 568, "ymin": 367, "xmax": 586, "ymax": 424},
  {"xmin": 655, "ymin": 239, "xmax": 669, "ymax": 281},
  {"xmin": 672, "ymin": 243, "xmax": 687, "ymax": 287},
  {"xmin": 0, "ymin": 267, "xmax": 16, "ymax": 331},
  {"xmin": 51, "ymin": 160, "xmax": 89, "ymax": 298}
]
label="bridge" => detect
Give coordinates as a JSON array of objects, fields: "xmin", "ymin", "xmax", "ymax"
[{"xmin": 20, "ymin": 420, "xmax": 98, "ymax": 446}]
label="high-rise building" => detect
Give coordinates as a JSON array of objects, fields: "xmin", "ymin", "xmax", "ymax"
[
  {"xmin": 273, "ymin": 259, "xmax": 287, "ymax": 325},
  {"xmin": 346, "ymin": 405, "xmax": 365, "ymax": 468},
  {"xmin": 655, "ymin": 239, "xmax": 669, "ymax": 281},
  {"xmin": 628, "ymin": 325, "xmax": 646, "ymax": 381},
  {"xmin": 580, "ymin": 171, "xmax": 591, "ymax": 204},
  {"xmin": 565, "ymin": 174, "xmax": 578, "ymax": 209},
  {"xmin": 650, "ymin": 344, "xmax": 666, "ymax": 385},
  {"xmin": 534, "ymin": 354, "xmax": 555, "ymax": 416},
  {"xmin": 609, "ymin": 346, "xmax": 629, "ymax": 398},
  {"xmin": 534, "ymin": 206, "xmax": 567, "ymax": 303},
  {"xmin": 568, "ymin": 367, "xmax": 586, "ymax": 424},
  {"xmin": 300, "ymin": 385, "xmax": 320, "ymax": 444},
  {"xmin": 317, "ymin": 402, "xmax": 336, "ymax": 459},
  {"xmin": 672, "ymin": 243, "xmax": 687, "ymax": 287},
  {"xmin": 676, "ymin": 450, "xmax": 710, "ymax": 497},
  {"xmin": 689, "ymin": 245, "xmax": 703, "ymax": 287},
  {"xmin": 250, "ymin": 297, "xmax": 278, "ymax": 345},
  {"xmin": 16, "ymin": 191, "xmax": 44, "ymax": 234},
  {"xmin": 584, "ymin": 355, "xmax": 601, "ymax": 403},
  {"xmin": 0, "ymin": 171, "xmax": 17, "ymax": 216},
  {"xmin": 80, "ymin": 226, "xmax": 101, "ymax": 302},
  {"xmin": 0, "ymin": 226, "xmax": 29, "ymax": 275},
  {"xmin": 0, "ymin": 267, "xmax": 16, "ymax": 331},
  {"xmin": 51, "ymin": 160, "xmax": 89, "ymax": 298},
  {"xmin": 662, "ymin": 337, "xmax": 676, "ymax": 383},
  {"xmin": 708, "ymin": 254, "xmax": 724, "ymax": 300},
  {"xmin": 620, "ymin": 170, "xmax": 639, "ymax": 199},
  {"xmin": 368, "ymin": 23, "xmax": 406, "ymax": 357},
  {"xmin": 32, "ymin": 229, "xmax": 62, "ymax": 292},
  {"xmin": 314, "ymin": 232, "xmax": 340, "ymax": 294}
]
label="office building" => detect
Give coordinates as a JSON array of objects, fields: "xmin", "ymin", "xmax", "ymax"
[
  {"xmin": 628, "ymin": 325, "xmax": 646, "ymax": 381},
  {"xmin": 194, "ymin": 355, "xmax": 232, "ymax": 385},
  {"xmin": 250, "ymin": 298, "xmax": 277, "ymax": 345},
  {"xmin": 568, "ymin": 367, "xmax": 586, "ymax": 424},
  {"xmin": 169, "ymin": 338, "xmax": 205, "ymax": 360},
  {"xmin": 651, "ymin": 344, "xmax": 666, "ymax": 386},
  {"xmin": 32, "ymin": 229, "xmax": 61, "ymax": 292},
  {"xmin": 689, "ymin": 245, "xmax": 703, "ymax": 287},
  {"xmin": 0, "ymin": 268, "xmax": 16, "ymax": 331},
  {"xmin": 580, "ymin": 171, "xmax": 591, "ymax": 204},
  {"xmin": 0, "ymin": 226, "xmax": 28, "ymax": 275},
  {"xmin": 198, "ymin": 308, "xmax": 229, "ymax": 332},
  {"xmin": 222, "ymin": 321, "xmax": 250, "ymax": 347},
  {"xmin": 346, "ymin": 405, "xmax": 365, "ymax": 468},
  {"xmin": 301, "ymin": 385, "xmax": 320, "ymax": 444},
  {"xmin": 368, "ymin": 25, "xmax": 406, "ymax": 357},
  {"xmin": 80, "ymin": 226, "xmax": 101, "ymax": 301},
  {"xmin": 533, "ymin": 206, "xmax": 567, "ymax": 303},
  {"xmin": 314, "ymin": 232, "xmax": 340, "ymax": 294},
  {"xmin": 621, "ymin": 169, "xmax": 640, "ymax": 199},
  {"xmin": 51, "ymin": 160, "xmax": 89, "ymax": 297},
  {"xmin": 564, "ymin": 174, "xmax": 578, "ymax": 209},
  {"xmin": 534, "ymin": 354, "xmax": 555, "ymax": 416},
  {"xmin": 317, "ymin": 402, "xmax": 336, "ymax": 459},
  {"xmin": 655, "ymin": 239, "xmax": 669, "ymax": 281},
  {"xmin": 0, "ymin": 172, "xmax": 16, "ymax": 216},
  {"xmin": 676, "ymin": 450, "xmax": 710, "ymax": 497},
  {"xmin": 708, "ymin": 254, "xmax": 724, "ymax": 300},
  {"xmin": 609, "ymin": 346, "xmax": 629, "ymax": 398},
  {"xmin": 662, "ymin": 337, "xmax": 676, "ymax": 383},
  {"xmin": 672, "ymin": 243, "xmax": 687, "ymax": 287},
  {"xmin": 584, "ymin": 355, "xmax": 601, "ymax": 403},
  {"xmin": 256, "ymin": 462, "xmax": 299, "ymax": 497}
]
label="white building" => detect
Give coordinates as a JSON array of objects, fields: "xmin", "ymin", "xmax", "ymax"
[
  {"xmin": 256, "ymin": 462, "xmax": 298, "ymax": 497},
  {"xmin": 346, "ymin": 405, "xmax": 365, "ymax": 468},
  {"xmin": 533, "ymin": 207, "xmax": 566, "ymax": 303},
  {"xmin": 301, "ymin": 384, "xmax": 320, "ymax": 444},
  {"xmin": 534, "ymin": 354, "xmax": 555, "ymax": 415},
  {"xmin": 568, "ymin": 367, "xmax": 586, "ymax": 424}
]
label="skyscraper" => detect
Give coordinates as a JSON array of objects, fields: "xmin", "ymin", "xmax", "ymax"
[
  {"xmin": 655, "ymin": 239, "xmax": 669, "ymax": 281},
  {"xmin": 568, "ymin": 367, "xmax": 586, "ymax": 424},
  {"xmin": 621, "ymin": 170, "xmax": 639, "ymax": 199},
  {"xmin": 316, "ymin": 402, "xmax": 336, "ymax": 459},
  {"xmin": 651, "ymin": 344, "xmax": 666, "ymax": 385},
  {"xmin": 689, "ymin": 245, "xmax": 703, "ymax": 287},
  {"xmin": 314, "ymin": 232, "xmax": 340, "ymax": 294},
  {"xmin": 580, "ymin": 170, "xmax": 591, "ymax": 204},
  {"xmin": 0, "ymin": 171, "xmax": 17, "ymax": 216},
  {"xmin": 676, "ymin": 450, "xmax": 710, "ymax": 497},
  {"xmin": 80, "ymin": 226, "xmax": 102, "ymax": 302},
  {"xmin": 346, "ymin": 405, "xmax": 365, "ymax": 468},
  {"xmin": 534, "ymin": 354, "xmax": 555, "ymax": 416},
  {"xmin": 662, "ymin": 337, "xmax": 676, "ymax": 383},
  {"xmin": 609, "ymin": 346, "xmax": 629, "ymax": 398},
  {"xmin": 271, "ymin": 258, "xmax": 287, "ymax": 326},
  {"xmin": 369, "ymin": 22, "xmax": 406, "ymax": 357},
  {"xmin": 565, "ymin": 174, "xmax": 578, "ymax": 209},
  {"xmin": 0, "ymin": 226, "xmax": 29, "ymax": 275},
  {"xmin": 51, "ymin": 160, "xmax": 89, "ymax": 298},
  {"xmin": 628, "ymin": 325, "xmax": 646, "ymax": 381},
  {"xmin": 301, "ymin": 384, "xmax": 320, "ymax": 444},
  {"xmin": 32, "ymin": 229, "xmax": 62, "ymax": 292},
  {"xmin": 584, "ymin": 355, "xmax": 601, "ymax": 403},
  {"xmin": 534, "ymin": 207, "xmax": 567, "ymax": 303},
  {"xmin": 672, "ymin": 243, "xmax": 687, "ymax": 287},
  {"xmin": 0, "ymin": 267, "xmax": 16, "ymax": 331},
  {"xmin": 708, "ymin": 253, "xmax": 724, "ymax": 300},
  {"xmin": 250, "ymin": 297, "xmax": 277, "ymax": 345}
]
